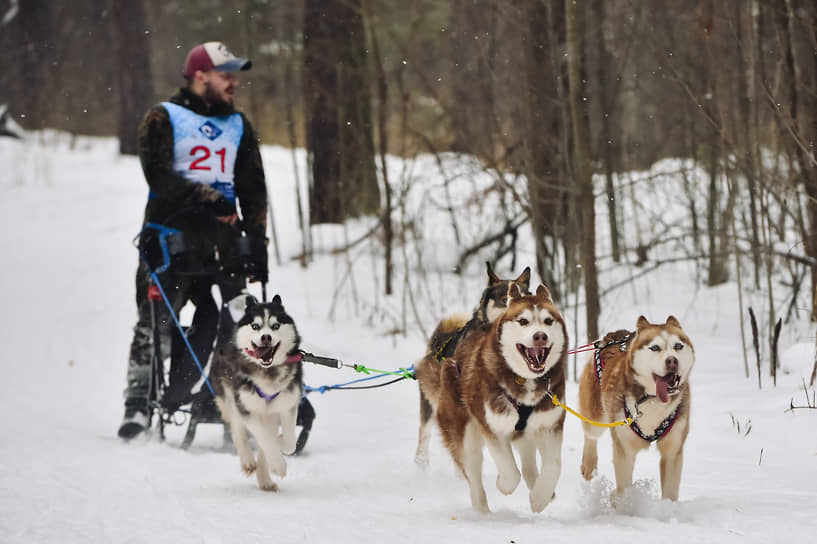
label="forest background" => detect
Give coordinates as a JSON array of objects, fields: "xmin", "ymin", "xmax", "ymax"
[{"xmin": 3, "ymin": 0, "xmax": 817, "ymax": 360}]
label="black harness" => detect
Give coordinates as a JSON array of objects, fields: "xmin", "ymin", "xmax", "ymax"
[
  {"xmin": 434, "ymin": 321, "xmax": 476, "ymax": 363},
  {"xmin": 503, "ymin": 392, "xmax": 537, "ymax": 431},
  {"xmin": 502, "ymin": 376, "xmax": 552, "ymax": 432}
]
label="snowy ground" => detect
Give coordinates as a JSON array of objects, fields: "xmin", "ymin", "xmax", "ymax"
[{"xmin": 1, "ymin": 132, "xmax": 816, "ymax": 543}]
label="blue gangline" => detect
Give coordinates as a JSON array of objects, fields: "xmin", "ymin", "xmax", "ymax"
[{"xmin": 148, "ymin": 269, "xmax": 216, "ymax": 396}]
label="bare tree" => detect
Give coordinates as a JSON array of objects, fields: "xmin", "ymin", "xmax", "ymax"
[
  {"xmin": 566, "ymin": 0, "xmax": 600, "ymax": 341},
  {"xmin": 303, "ymin": 0, "xmax": 379, "ymax": 224},
  {"xmin": 4, "ymin": 0, "xmax": 54, "ymax": 130},
  {"xmin": 113, "ymin": 0, "xmax": 153, "ymax": 155},
  {"xmin": 366, "ymin": 0, "xmax": 394, "ymax": 295}
]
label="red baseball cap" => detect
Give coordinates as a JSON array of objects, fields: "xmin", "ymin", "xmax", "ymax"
[{"xmin": 183, "ymin": 42, "xmax": 252, "ymax": 77}]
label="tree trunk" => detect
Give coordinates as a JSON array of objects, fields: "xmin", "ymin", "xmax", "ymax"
[
  {"xmin": 791, "ymin": 0, "xmax": 817, "ymax": 321},
  {"xmin": 303, "ymin": 0, "xmax": 379, "ymax": 224},
  {"xmin": 366, "ymin": 1, "xmax": 393, "ymax": 296},
  {"xmin": 7, "ymin": 1, "xmax": 54, "ymax": 130},
  {"xmin": 448, "ymin": 0, "xmax": 498, "ymax": 158},
  {"xmin": 566, "ymin": 0, "xmax": 599, "ymax": 341},
  {"xmin": 592, "ymin": 0, "xmax": 621, "ymax": 263},
  {"xmin": 113, "ymin": 0, "xmax": 153, "ymax": 156},
  {"xmin": 521, "ymin": 0, "xmax": 563, "ymax": 301}
]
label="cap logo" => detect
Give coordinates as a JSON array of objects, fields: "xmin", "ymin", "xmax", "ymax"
[{"xmin": 207, "ymin": 42, "xmax": 236, "ymax": 65}]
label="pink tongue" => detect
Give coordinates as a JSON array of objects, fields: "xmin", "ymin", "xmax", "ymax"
[{"xmin": 654, "ymin": 376, "xmax": 669, "ymax": 403}]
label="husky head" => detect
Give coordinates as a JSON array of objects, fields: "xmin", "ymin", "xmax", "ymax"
[
  {"xmin": 498, "ymin": 283, "xmax": 567, "ymax": 379},
  {"xmin": 630, "ymin": 316, "xmax": 695, "ymax": 403},
  {"xmin": 476, "ymin": 262, "xmax": 532, "ymax": 323},
  {"xmin": 228, "ymin": 294, "xmax": 300, "ymax": 369}
]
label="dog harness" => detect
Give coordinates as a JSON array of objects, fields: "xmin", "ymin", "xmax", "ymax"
[
  {"xmin": 623, "ymin": 397, "xmax": 679, "ymax": 442},
  {"xmin": 503, "ymin": 392, "xmax": 538, "ymax": 431},
  {"xmin": 251, "ymin": 353, "xmax": 305, "ymax": 403},
  {"xmin": 434, "ymin": 323, "xmax": 473, "ymax": 363},
  {"xmin": 502, "ymin": 377, "xmax": 552, "ymax": 432},
  {"xmin": 593, "ymin": 335, "xmax": 630, "ymax": 384},
  {"xmin": 253, "ymin": 384, "xmax": 281, "ymax": 403},
  {"xmin": 593, "ymin": 334, "xmax": 679, "ymax": 441}
]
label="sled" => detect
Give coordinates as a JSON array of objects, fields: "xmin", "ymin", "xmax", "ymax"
[{"xmin": 139, "ymin": 221, "xmax": 315, "ymax": 454}]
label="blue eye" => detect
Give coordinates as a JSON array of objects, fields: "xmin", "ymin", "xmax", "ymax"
[
  {"xmin": 271, "ymin": 322, "xmax": 280, "ymax": 330},
  {"xmin": 674, "ymin": 343, "xmax": 683, "ymax": 350},
  {"xmin": 649, "ymin": 345, "xmax": 660, "ymax": 352},
  {"xmin": 251, "ymin": 323, "xmax": 261, "ymax": 331}
]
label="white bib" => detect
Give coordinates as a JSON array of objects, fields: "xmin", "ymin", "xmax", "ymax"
[{"xmin": 162, "ymin": 102, "xmax": 244, "ymax": 202}]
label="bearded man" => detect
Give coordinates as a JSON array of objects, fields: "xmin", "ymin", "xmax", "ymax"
[{"xmin": 119, "ymin": 41, "xmax": 269, "ymax": 439}]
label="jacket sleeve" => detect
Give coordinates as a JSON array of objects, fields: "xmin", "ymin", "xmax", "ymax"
[
  {"xmin": 137, "ymin": 105, "xmax": 229, "ymax": 211},
  {"xmin": 233, "ymin": 114, "xmax": 268, "ymax": 239}
]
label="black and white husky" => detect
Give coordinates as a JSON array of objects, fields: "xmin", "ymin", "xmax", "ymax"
[{"xmin": 211, "ymin": 294, "xmax": 303, "ymax": 491}]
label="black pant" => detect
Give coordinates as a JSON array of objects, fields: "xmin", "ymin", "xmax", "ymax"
[{"xmin": 124, "ymin": 259, "xmax": 243, "ymax": 410}]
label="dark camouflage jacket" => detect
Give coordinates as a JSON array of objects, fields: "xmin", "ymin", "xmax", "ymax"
[{"xmin": 137, "ymin": 87, "xmax": 268, "ymax": 244}]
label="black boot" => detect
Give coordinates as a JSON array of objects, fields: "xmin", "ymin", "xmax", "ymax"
[{"xmin": 118, "ymin": 401, "xmax": 149, "ymax": 440}]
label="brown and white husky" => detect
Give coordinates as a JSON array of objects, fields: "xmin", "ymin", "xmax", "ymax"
[
  {"xmin": 413, "ymin": 263, "xmax": 531, "ymax": 465},
  {"xmin": 577, "ymin": 316, "xmax": 695, "ymax": 501},
  {"xmin": 434, "ymin": 283, "xmax": 567, "ymax": 513}
]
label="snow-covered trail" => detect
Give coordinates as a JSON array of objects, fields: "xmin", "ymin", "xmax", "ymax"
[{"xmin": 1, "ymin": 134, "xmax": 816, "ymax": 543}]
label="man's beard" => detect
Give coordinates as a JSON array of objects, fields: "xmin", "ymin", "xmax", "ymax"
[{"xmin": 203, "ymin": 82, "xmax": 234, "ymax": 115}]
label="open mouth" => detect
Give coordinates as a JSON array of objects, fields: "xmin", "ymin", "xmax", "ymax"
[
  {"xmin": 516, "ymin": 343, "xmax": 551, "ymax": 374},
  {"xmin": 653, "ymin": 372, "xmax": 681, "ymax": 402},
  {"xmin": 245, "ymin": 341, "xmax": 280, "ymax": 367}
]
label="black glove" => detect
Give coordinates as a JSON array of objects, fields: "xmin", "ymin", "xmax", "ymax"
[
  {"xmin": 234, "ymin": 232, "xmax": 268, "ymax": 282},
  {"xmin": 209, "ymin": 196, "xmax": 237, "ymax": 217},
  {"xmin": 247, "ymin": 233, "xmax": 268, "ymax": 283}
]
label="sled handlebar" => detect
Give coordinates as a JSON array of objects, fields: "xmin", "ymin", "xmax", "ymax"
[{"xmin": 141, "ymin": 222, "xmax": 180, "ymax": 274}]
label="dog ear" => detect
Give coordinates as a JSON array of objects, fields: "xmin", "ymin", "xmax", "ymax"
[
  {"xmin": 245, "ymin": 295, "xmax": 259, "ymax": 308},
  {"xmin": 665, "ymin": 315, "xmax": 681, "ymax": 328},
  {"xmin": 636, "ymin": 315, "xmax": 650, "ymax": 330},
  {"xmin": 486, "ymin": 261, "xmax": 500, "ymax": 286},
  {"xmin": 535, "ymin": 283, "xmax": 551, "ymax": 301},
  {"xmin": 226, "ymin": 293, "xmax": 251, "ymax": 322},
  {"xmin": 507, "ymin": 282, "xmax": 523, "ymax": 301},
  {"xmin": 272, "ymin": 294, "xmax": 282, "ymax": 306},
  {"xmin": 516, "ymin": 266, "xmax": 532, "ymax": 292}
]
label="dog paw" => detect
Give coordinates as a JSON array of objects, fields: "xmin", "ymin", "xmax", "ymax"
[
  {"xmin": 530, "ymin": 490, "xmax": 556, "ymax": 513},
  {"xmin": 580, "ymin": 462, "xmax": 596, "ymax": 481},
  {"xmin": 414, "ymin": 451, "xmax": 429, "ymax": 468},
  {"xmin": 241, "ymin": 457, "xmax": 257, "ymax": 476},
  {"xmin": 496, "ymin": 469, "xmax": 521, "ymax": 495},
  {"xmin": 258, "ymin": 480, "xmax": 279, "ymax": 492}
]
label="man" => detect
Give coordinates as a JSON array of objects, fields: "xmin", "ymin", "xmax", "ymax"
[{"xmin": 119, "ymin": 42, "xmax": 268, "ymax": 439}]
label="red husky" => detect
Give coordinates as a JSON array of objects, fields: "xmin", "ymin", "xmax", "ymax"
[{"xmin": 435, "ymin": 283, "xmax": 567, "ymax": 513}]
